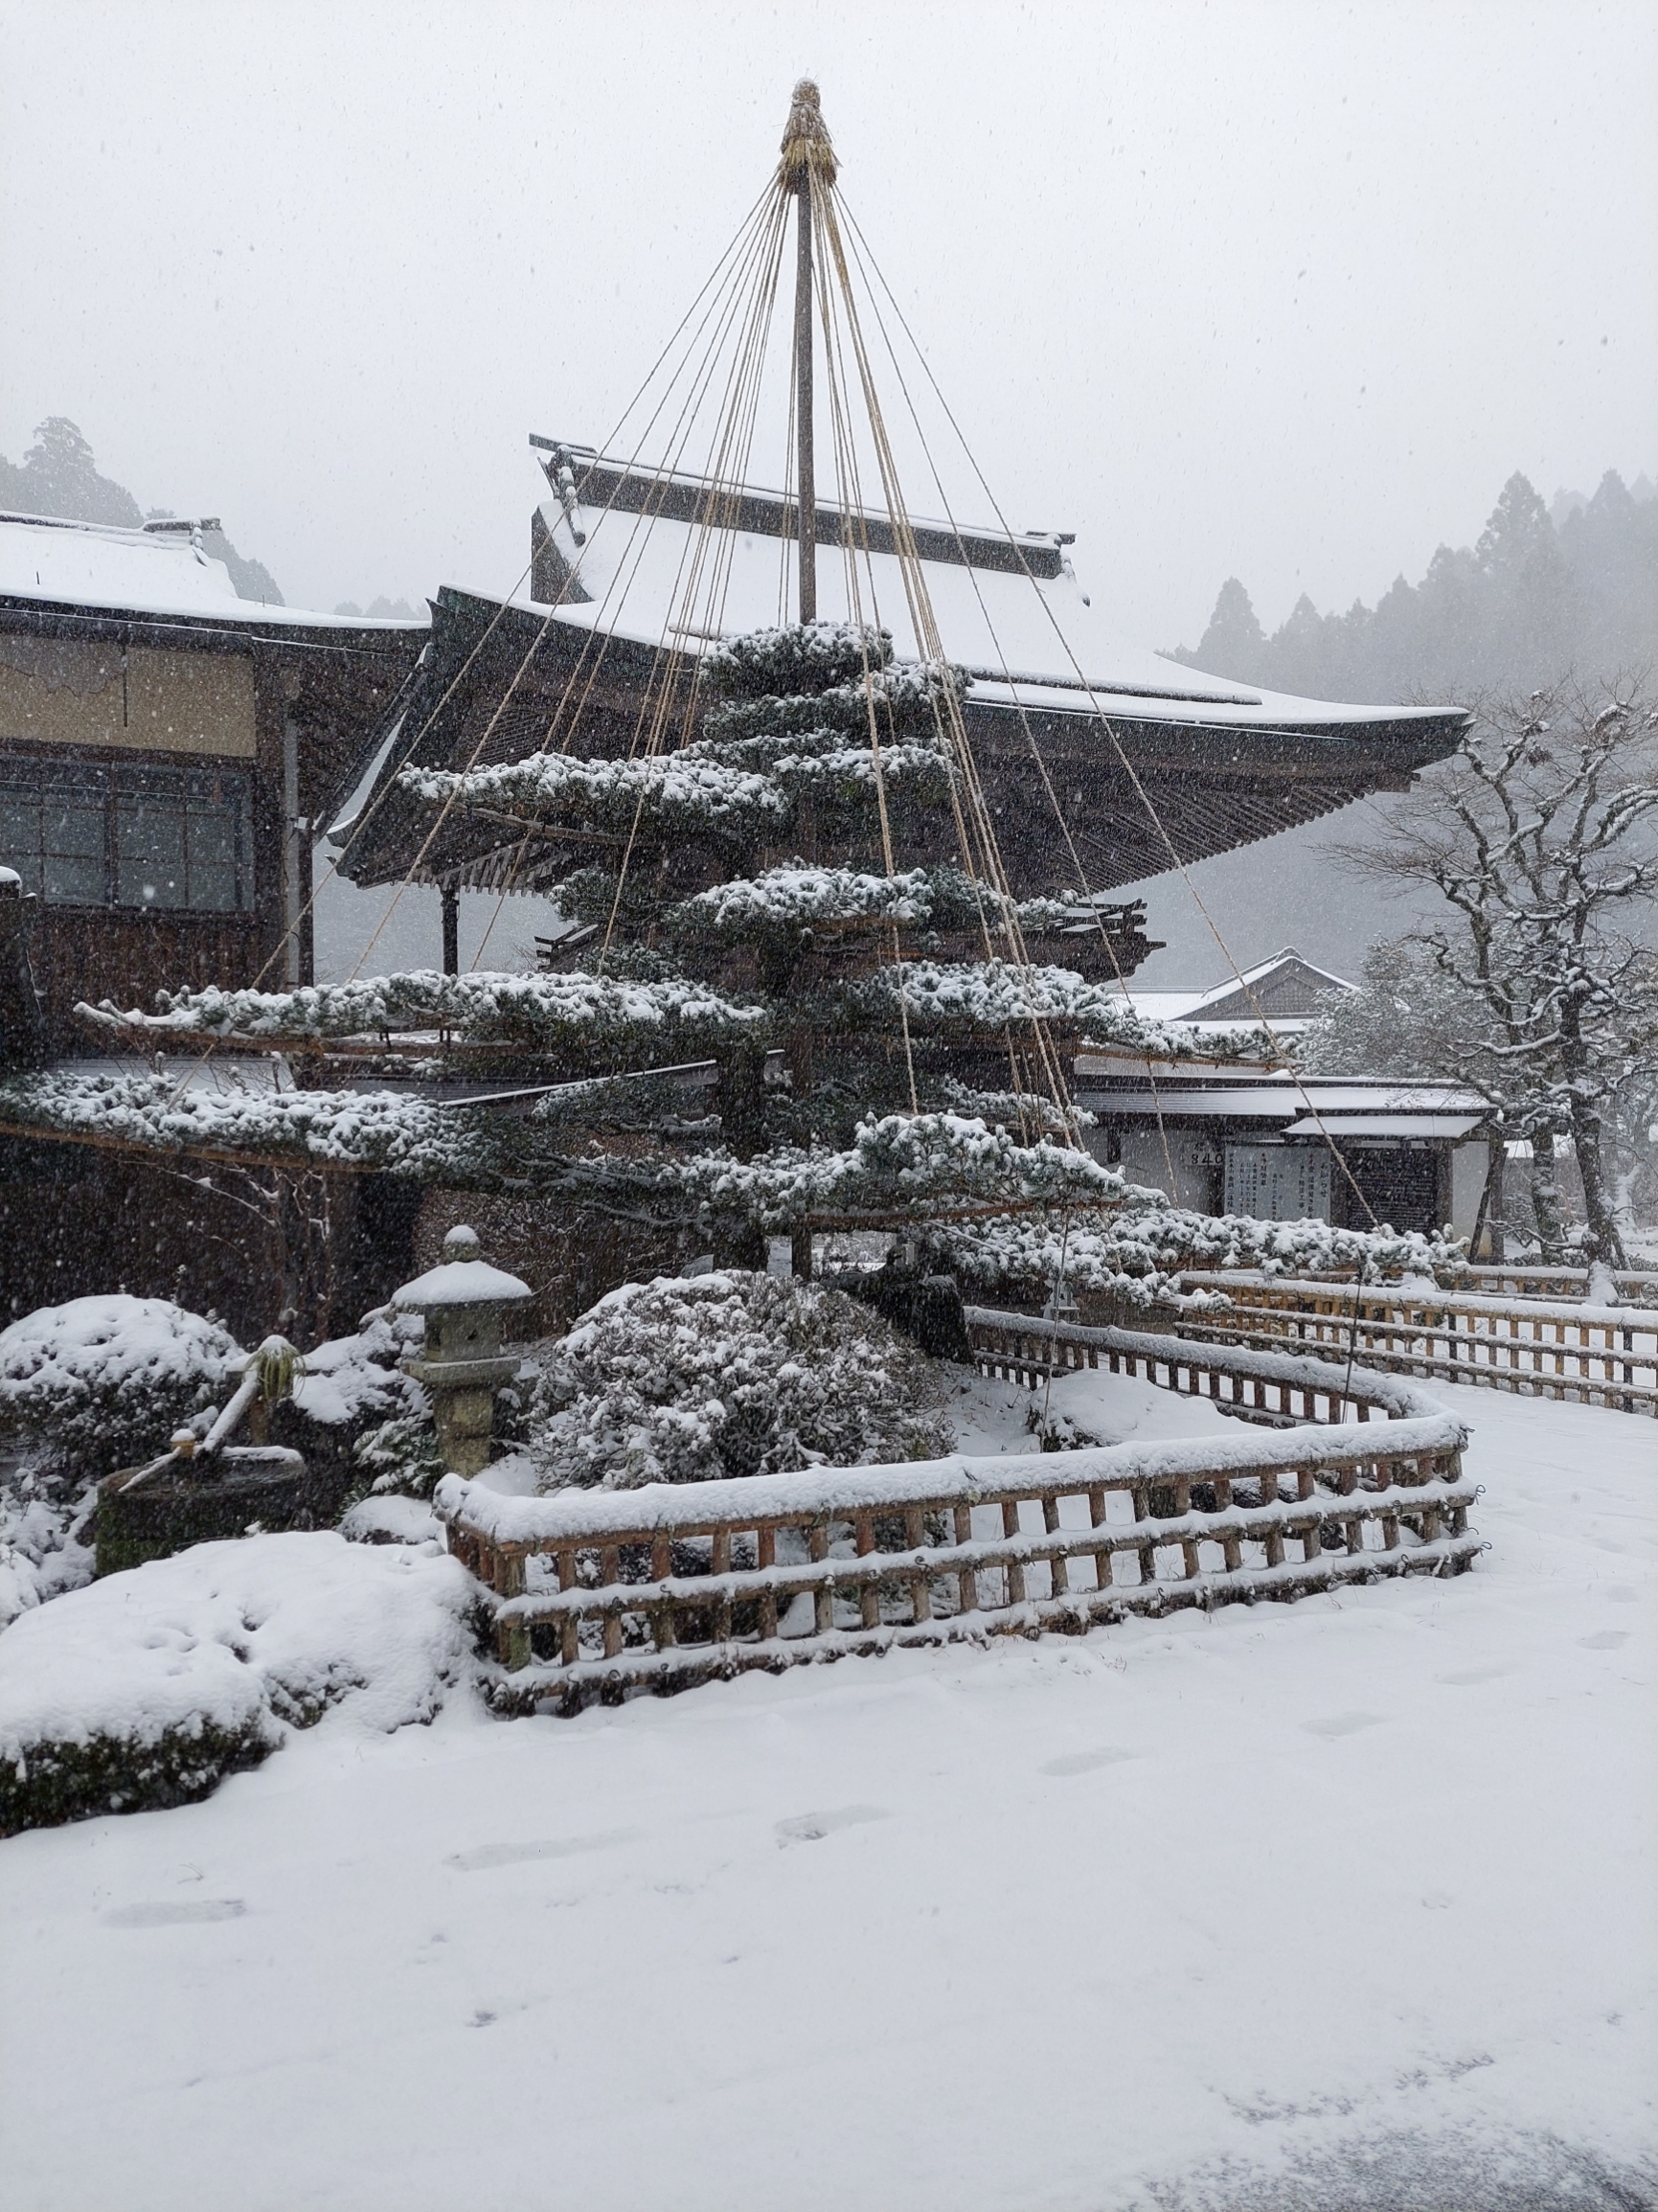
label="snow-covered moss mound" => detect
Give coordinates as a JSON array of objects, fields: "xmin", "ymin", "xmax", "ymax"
[
  {"xmin": 0, "ymin": 1533, "xmax": 480, "ymax": 1835},
  {"xmin": 0, "ymin": 1295, "xmax": 241, "ymax": 1477},
  {"xmin": 531, "ymin": 1270, "xmax": 953, "ymax": 1491}
]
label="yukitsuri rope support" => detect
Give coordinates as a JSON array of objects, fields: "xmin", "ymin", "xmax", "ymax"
[{"xmin": 435, "ymin": 1312, "xmax": 1478, "ymax": 1715}]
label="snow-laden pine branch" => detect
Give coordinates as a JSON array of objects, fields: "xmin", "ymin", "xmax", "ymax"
[
  {"xmin": 922, "ymin": 1206, "xmax": 1465, "ymax": 1310},
  {"xmin": 837, "ymin": 960, "xmax": 1254, "ymax": 1055},
  {"xmin": 672, "ymin": 1111, "xmax": 1139, "ymax": 1227},
  {"xmin": 662, "ymin": 864, "xmax": 1113, "ymax": 944},
  {"xmin": 77, "ymin": 969, "xmax": 767, "ymax": 1051},
  {"xmin": 399, "ymin": 751, "xmax": 788, "ymax": 842}
]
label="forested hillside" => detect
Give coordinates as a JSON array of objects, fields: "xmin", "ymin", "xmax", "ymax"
[
  {"xmin": 1172, "ymin": 469, "xmax": 1656, "ymax": 701},
  {"xmin": 0, "ymin": 416, "xmax": 284, "ymax": 604}
]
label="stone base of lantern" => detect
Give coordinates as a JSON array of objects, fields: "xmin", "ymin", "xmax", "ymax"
[{"xmin": 403, "ymin": 1354, "xmax": 519, "ymax": 1479}]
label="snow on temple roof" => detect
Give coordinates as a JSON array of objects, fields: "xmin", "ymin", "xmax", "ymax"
[
  {"xmin": 1082, "ymin": 949, "xmax": 1356, "ymax": 1037},
  {"xmin": 0, "ymin": 511, "xmax": 428, "ymax": 634},
  {"xmin": 522, "ymin": 445, "xmax": 1458, "ymax": 740},
  {"xmin": 1069, "ymin": 1065, "xmax": 1490, "ymax": 1136},
  {"xmin": 1181, "ymin": 948, "xmax": 1353, "ymax": 1015}
]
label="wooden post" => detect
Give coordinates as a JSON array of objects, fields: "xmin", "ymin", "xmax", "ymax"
[
  {"xmin": 495, "ymin": 1551, "xmax": 529, "ymax": 1671},
  {"xmin": 794, "ymin": 171, "xmax": 816, "ymax": 625},
  {"xmin": 441, "ymin": 883, "xmax": 460, "ymax": 976},
  {"xmin": 278, "ymin": 708, "xmax": 315, "ymax": 989}
]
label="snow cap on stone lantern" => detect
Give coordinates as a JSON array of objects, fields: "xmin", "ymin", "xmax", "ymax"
[
  {"xmin": 395, "ymin": 1225, "xmax": 533, "ymax": 1358},
  {"xmin": 394, "ymin": 1226, "xmax": 533, "ymax": 1477}
]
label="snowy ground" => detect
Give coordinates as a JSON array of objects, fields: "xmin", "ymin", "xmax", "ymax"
[{"xmin": 1, "ymin": 1376, "xmax": 1652, "ymax": 2211}]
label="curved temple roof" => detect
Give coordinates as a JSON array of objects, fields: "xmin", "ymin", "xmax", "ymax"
[
  {"xmin": 530, "ymin": 445, "xmax": 1450, "ymax": 737},
  {"xmin": 329, "ymin": 444, "xmax": 1468, "ymax": 899}
]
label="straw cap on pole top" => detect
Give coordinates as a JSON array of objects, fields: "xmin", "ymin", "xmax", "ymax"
[{"xmin": 779, "ymin": 79, "xmax": 837, "ymax": 188}]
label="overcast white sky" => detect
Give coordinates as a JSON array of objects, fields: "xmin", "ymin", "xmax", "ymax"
[{"xmin": 4, "ymin": 0, "xmax": 1655, "ymax": 648}]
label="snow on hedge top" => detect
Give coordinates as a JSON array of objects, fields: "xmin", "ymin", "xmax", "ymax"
[
  {"xmin": 0, "ymin": 1533, "xmax": 477, "ymax": 1767},
  {"xmin": 289, "ymin": 1310, "xmax": 421, "ymax": 1427},
  {"xmin": 79, "ymin": 968, "xmax": 765, "ymax": 1047},
  {"xmin": 0, "ymin": 1296, "xmax": 240, "ymax": 1407},
  {"xmin": 532, "ymin": 1269, "xmax": 950, "ymax": 1490}
]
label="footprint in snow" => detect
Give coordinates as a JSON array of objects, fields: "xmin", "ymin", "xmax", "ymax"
[
  {"xmin": 104, "ymin": 1900, "xmax": 246, "ymax": 1927},
  {"xmin": 1578, "ymin": 1630, "xmax": 1630, "ymax": 1651},
  {"xmin": 446, "ymin": 1830, "xmax": 638, "ymax": 1872},
  {"xmin": 775, "ymin": 1805, "xmax": 889, "ymax": 1845},
  {"xmin": 1302, "ymin": 1712, "xmax": 1386, "ymax": 1739},
  {"xmin": 1434, "ymin": 1665, "xmax": 1515, "ymax": 1686},
  {"xmin": 1041, "ymin": 1747, "xmax": 1139, "ymax": 1777}
]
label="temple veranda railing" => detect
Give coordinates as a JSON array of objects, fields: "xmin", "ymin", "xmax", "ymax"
[
  {"xmin": 435, "ymin": 1311, "xmax": 1478, "ymax": 1715},
  {"xmin": 1170, "ymin": 1273, "xmax": 1658, "ymax": 1417}
]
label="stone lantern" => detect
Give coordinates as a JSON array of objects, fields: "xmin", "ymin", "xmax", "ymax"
[{"xmin": 395, "ymin": 1225, "xmax": 534, "ymax": 1477}]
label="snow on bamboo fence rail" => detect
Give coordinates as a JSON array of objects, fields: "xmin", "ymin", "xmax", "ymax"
[
  {"xmin": 1203, "ymin": 1262, "xmax": 1658, "ymax": 1303},
  {"xmin": 1171, "ymin": 1272, "xmax": 1658, "ymax": 1416},
  {"xmin": 1459, "ymin": 1263, "xmax": 1658, "ymax": 1303},
  {"xmin": 435, "ymin": 1317, "xmax": 1477, "ymax": 1715},
  {"xmin": 962, "ymin": 1308, "xmax": 1432, "ymax": 1426}
]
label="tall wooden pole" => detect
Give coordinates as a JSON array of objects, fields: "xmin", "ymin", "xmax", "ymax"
[
  {"xmin": 794, "ymin": 173, "xmax": 816, "ymax": 625},
  {"xmin": 778, "ymin": 80, "xmax": 836, "ymax": 1281},
  {"xmin": 780, "ymin": 79, "xmax": 833, "ymax": 625}
]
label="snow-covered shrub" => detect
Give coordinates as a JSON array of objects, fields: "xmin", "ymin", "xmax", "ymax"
[
  {"xmin": 287, "ymin": 1304, "xmax": 421, "ymax": 1431},
  {"xmin": 351, "ymin": 1412, "xmax": 446, "ymax": 1501},
  {"xmin": 0, "ymin": 1532, "xmax": 481, "ymax": 1835},
  {"xmin": 0, "ymin": 1462, "xmax": 99, "ymax": 1629},
  {"xmin": 0, "ymin": 1295, "xmax": 242, "ymax": 1478},
  {"xmin": 530, "ymin": 1270, "xmax": 952, "ymax": 1492}
]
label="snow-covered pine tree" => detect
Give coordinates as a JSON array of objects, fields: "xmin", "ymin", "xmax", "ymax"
[
  {"xmin": 62, "ymin": 621, "xmax": 1465, "ymax": 1308},
  {"xmin": 406, "ymin": 619, "xmax": 1174, "ymax": 1270}
]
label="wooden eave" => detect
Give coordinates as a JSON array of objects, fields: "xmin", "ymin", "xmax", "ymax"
[
  {"xmin": 0, "ymin": 590, "xmax": 427, "ymax": 666},
  {"xmin": 331, "ymin": 584, "xmax": 1469, "ymax": 899}
]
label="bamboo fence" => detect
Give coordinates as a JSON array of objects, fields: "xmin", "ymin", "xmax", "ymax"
[
  {"xmin": 1171, "ymin": 1273, "xmax": 1658, "ymax": 1416},
  {"xmin": 436, "ymin": 1311, "xmax": 1477, "ymax": 1714}
]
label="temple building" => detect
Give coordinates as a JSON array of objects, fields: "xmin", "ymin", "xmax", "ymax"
[
  {"xmin": 327, "ymin": 441, "xmax": 1469, "ymax": 971},
  {"xmin": 0, "ymin": 510, "xmax": 427, "ymax": 1045}
]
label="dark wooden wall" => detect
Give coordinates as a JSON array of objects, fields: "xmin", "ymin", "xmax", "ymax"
[
  {"xmin": 0, "ymin": 1143, "xmax": 424, "ymax": 1348},
  {"xmin": 30, "ymin": 908, "xmax": 261, "ymax": 1043}
]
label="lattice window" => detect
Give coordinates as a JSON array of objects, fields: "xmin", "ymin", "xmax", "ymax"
[{"xmin": 0, "ymin": 758, "xmax": 252, "ymax": 913}]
